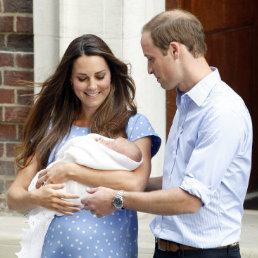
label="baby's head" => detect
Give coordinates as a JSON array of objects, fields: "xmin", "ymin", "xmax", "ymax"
[
  {"xmin": 97, "ymin": 136, "xmax": 142, "ymax": 162},
  {"xmin": 111, "ymin": 137, "xmax": 142, "ymax": 162}
]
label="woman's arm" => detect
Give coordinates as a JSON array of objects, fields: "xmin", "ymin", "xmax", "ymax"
[
  {"xmin": 7, "ymin": 154, "xmax": 39, "ymax": 212},
  {"xmin": 36, "ymin": 136, "xmax": 152, "ymax": 192},
  {"xmin": 7, "ymin": 154, "xmax": 81, "ymax": 215}
]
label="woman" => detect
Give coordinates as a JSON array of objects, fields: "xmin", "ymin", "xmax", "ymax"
[{"xmin": 7, "ymin": 34, "xmax": 161, "ymax": 257}]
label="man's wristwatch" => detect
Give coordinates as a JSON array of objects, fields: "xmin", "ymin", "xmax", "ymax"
[{"xmin": 113, "ymin": 190, "xmax": 124, "ymax": 209}]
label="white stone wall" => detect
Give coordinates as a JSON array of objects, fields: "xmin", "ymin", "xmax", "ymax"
[{"xmin": 34, "ymin": 0, "xmax": 166, "ymax": 177}]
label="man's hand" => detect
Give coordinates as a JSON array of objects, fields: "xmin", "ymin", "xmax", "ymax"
[{"xmin": 82, "ymin": 187, "xmax": 117, "ymax": 218}]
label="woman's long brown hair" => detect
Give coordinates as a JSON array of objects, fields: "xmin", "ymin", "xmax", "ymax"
[{"xmin": 16, "ymin": 34, "xmax": 137, "ymax": 170}]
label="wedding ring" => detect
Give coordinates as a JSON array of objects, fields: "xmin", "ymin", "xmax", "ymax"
[{"xmin": 41, "ymin": 181, "xmax": 46, "ymax": 187}]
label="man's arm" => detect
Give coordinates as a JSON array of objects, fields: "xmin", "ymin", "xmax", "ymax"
[
  {"xmin": 124, "ymin": 187, "xmax": 202, "ymax": 215},
  {"xmin": 82, "ymin": 186, "xmax": 202, "ymax": 218}
]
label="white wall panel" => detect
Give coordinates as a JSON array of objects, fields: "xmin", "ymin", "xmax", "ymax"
[{"xmin": 33, "ymin": 0, "xmax": 60, "ymax": 91}]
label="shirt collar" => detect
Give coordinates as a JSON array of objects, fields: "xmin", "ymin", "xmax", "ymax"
[{"xmin": 184, "ymin": 67, "xmax": 221, "ymax": 107}]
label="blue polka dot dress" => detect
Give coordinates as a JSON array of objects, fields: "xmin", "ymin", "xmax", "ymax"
[{"xmin": 41, "ymin": 113, "xmax": 161, "ymax": 258}]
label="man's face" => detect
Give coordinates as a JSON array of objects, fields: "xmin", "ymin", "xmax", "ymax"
[{"xmin": 141, "ymin": 31, "xmax": 180, "ymax": 91}]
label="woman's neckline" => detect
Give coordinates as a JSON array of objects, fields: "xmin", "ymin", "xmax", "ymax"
[{"xmin": 72, "ymin": 124, "xmax": 90, "ymax": 129}]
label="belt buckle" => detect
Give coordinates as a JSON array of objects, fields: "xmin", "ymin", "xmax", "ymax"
[
  {"xmin": 158, "ymin": 243, "xmax": 166, "ymax": 252},
  {"xmin": 157, "ymin": 239, "xmax": 168, "ymax": 252},
  {"xmin": 156, "ymin": 238, "xmax": 167, "ymax": 251},
  {"xmin": 157, "ymin": 238, "xmax": 179, "ymax": 252}
]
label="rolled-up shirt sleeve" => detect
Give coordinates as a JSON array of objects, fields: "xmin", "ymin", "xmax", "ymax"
[{"xmin": 180, "ymin": 105, "xmax": 250, "ymax": 206}]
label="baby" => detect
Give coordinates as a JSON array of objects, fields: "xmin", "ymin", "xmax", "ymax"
[
  {"xmin": 29, "ymin": 134, "xmax": 142, "ymax": 199},
  {"xmin": 18, "ymin": 134, "xmax": 143, "ymax": 258}
]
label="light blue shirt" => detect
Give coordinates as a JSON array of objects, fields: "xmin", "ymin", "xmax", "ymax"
[{"xmin": 150, "ymin": 68, "xmax": 253, "ymax": 248}]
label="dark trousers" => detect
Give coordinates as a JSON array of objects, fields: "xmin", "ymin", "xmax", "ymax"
[{"xmin": 153, "ymin": 242, "xmax": 241, "ymax": 258}]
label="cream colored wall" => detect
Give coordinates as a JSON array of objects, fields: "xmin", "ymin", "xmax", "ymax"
[{"xmin": 34, "ymin": 0, "xmax": 166, "ymax": 177}]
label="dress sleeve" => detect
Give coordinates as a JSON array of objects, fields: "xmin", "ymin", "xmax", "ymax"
[{"xmin": 126, "ymin": 113, "xmax": 161, "ymax": 158}]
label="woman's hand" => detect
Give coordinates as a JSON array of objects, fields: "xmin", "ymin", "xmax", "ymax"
[
  {"xmin": 33, "ymin": 183, "xmax": 81, "ymax": 216},
  {"xmin": 7, "ymin": 154, "xmax": 81, "ymax": 214},
  {"xmin": 36, "ymin": 162, "xmax": 71, "ymax": 188}
]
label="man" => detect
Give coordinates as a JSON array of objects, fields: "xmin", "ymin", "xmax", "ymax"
[{"xmin": 82, "ymin": 9, "xmax": 253, "ymax": 258}]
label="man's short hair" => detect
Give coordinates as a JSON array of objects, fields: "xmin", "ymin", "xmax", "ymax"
[{"xmin": 142, "ymin": 9, "xmax": 207, "ymax": 57}]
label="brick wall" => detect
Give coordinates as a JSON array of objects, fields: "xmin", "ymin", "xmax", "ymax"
[{"xmin": 0, "ymin": 0, "xmax": 33, "ymax": 212}]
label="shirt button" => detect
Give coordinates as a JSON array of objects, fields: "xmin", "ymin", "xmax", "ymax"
[
  {"xmin": 173, "ymin": 150, "xmax": 176, "ymax": 155},
  {"xmin": 179, "ymin": 126, "xmax": 183, "ymax": 131},
  {"xmin": 156, "ymin": 224, "xmax": 161, "ymax": 229}
]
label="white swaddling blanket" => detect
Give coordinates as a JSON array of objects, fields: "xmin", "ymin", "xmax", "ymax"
[{"xmin": 17, "ymin": 133, "xmax": 142, "ymax": 258}]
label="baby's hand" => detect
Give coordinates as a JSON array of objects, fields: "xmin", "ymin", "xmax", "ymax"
[{"xmin": 95, "ymin": 137, "xmax": 111, "ymax": 148}]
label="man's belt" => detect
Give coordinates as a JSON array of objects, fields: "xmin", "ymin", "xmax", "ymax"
[{"xmin": 156, "ymin": 238, "xmax": 239, "ymax": 252}]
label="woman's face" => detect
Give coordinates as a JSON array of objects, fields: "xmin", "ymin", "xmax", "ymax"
[{"xmin": 71, "ymin": 54, "xmax": 111, "ymax": 116}]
